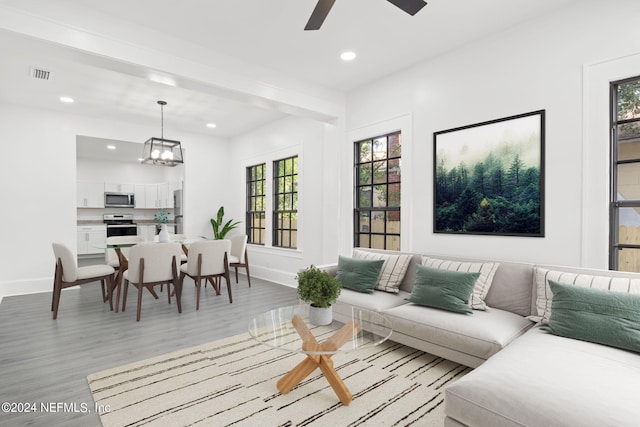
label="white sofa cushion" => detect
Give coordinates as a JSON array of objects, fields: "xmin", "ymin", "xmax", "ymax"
[
  {"xmin": 353, "ymin": 249, "xmax": 412, "ymax": 293},
  {"xmin": 384, "ymin": 303, "xmax": 533, "ymax": 362},
  {"xmin": 530, "ymin": 266, "xmax": 640, "ymax": 323},
  {"xmin": 444, "ymin": 326, "xmax": 640, "ymax": 427},
  {"xmin": 422, "ymin": 256, "xmax": 499, "ymax": 310},
  {"xmin": 334, "ymin": 288, "xmax": 410, "ymax": 314}
]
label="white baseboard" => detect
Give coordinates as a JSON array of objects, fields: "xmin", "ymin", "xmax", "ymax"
[
  {"xmin": 240, "ymin": 265, "xmax": 297, "ymax": 289},
  {"xmin": 0, "ymin": 277, "xmax": 53, "ymax": 301}
]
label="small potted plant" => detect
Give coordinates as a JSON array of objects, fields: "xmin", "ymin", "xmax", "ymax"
[{"xmin": 296, "ymin": 265, "xmax": 342, "ymax": 325}]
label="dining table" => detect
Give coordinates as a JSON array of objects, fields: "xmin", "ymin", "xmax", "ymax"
[{"xmin": 99, "ymin": 239, "xmax": 197, "ymax": 313}]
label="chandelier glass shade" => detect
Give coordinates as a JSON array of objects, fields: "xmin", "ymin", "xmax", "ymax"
[{"xmin": 141, "ymin": 101, "xmax": 183, "ymax": 167}]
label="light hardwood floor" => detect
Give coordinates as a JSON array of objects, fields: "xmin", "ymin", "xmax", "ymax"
[{"xmin": 0, "ymin": 274, "xmax": 299, "ymax": 426}]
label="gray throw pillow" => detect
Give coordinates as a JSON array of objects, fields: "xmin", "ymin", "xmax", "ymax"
[
  {"xmin": 336, "ymin": 256, "xmax": 384, "ymax": 294},
  {"xmin": 546, "ymin": 280, "xmax": 640, "ymax": 353},
  {"xmin": 406, "ymin": 265, "xmax": 479, "ymax": 314}
]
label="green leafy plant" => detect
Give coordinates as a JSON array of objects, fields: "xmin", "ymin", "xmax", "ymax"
[
  {"xmin": 296, "ymin": 265, "xmax": 342, "ymax": 308},
  {"xmin": 210, "ymin": 206, "xmax": 241, "ymax": 239},
  {"xmin": 154, "ymin": 209, "xmax": 171, "ymax": 224}
]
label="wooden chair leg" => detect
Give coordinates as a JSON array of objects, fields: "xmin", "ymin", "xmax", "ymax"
[
  {"xmin": 122, "ymin": 280, "xmax": 129, "ymax": 312},
  {"xmin": 225, "ymin": 271, "xmax": 233, "ymax": 304},
  {"xmin": 100, "ymin": 280, "xmax": 107, "ymax": 302},
  {"xmin": 234, "ymin": 266, "xmax": 239, "ymax": 283},
  {"xmin": 136, "ymin": 284, "xmax": 144, "ymax": 321},
  {"xmin": 106, "ymin": 277, "xmax": 114, "ymax": 311},
  {"xmin": 195, "ymin": 277, "xmax": 201, "ymax": 311},
  {"xmin": 245, "ymin": 264, "xmax": 252, "ymax": 287},
  {"xmin": 174, "ymin": 279, "xmax": 182, "ymax": 314},
  {"xmin": 52, "ymin": 278, "xmax": 62, "ymax": 320}
]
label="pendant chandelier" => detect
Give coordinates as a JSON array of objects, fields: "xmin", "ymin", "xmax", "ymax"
[{"xmin": 141, "ymin": 100, "xmax": 183, "ymax": 167}]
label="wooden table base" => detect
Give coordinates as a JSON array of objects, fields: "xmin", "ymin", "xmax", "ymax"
[{"xmin": 276, "ymin": 315, "xmax": 361, "ymax": 405}]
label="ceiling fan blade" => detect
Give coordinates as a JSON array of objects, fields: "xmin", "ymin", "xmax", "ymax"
[
  {"xmin": 305, "ymin": 0, "xmax": 337, "ymax": 31},
  {"xmin": 386, "ymin": 0, "xmax": 427, "ymax": 16}
]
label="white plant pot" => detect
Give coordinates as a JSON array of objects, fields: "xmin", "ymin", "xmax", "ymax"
[
  {"xmin": 158, "ymin": 224, "xmax": 170, "ymax": 243},
  {"xmin": 309, "ymin": 305, "xmax": 332, "ymax": 326}
]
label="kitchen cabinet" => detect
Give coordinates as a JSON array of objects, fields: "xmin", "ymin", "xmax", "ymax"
[
  {"xmin": 142, "ymin": 183, "xmax": 171, "ymax": 208},
  {"xmin": 138, "ymin": 224, "xmax": 175, "ymax": 241},
  {"xmin": 134, "ymin": 184, "xmax": 146, "ymax": 208},
  {"xmin": 77, "ymin": 181, "xmax": 104, "ymax": 208},
  {"xmin": 105, "ymin": 182, "xmax": 135, "ymax": 193},
  {"xmin": 77, "ymin": 225, "xmax": 107, "ymax": 255}
]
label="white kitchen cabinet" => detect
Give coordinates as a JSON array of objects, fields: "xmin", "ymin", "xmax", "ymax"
[
  {"xmin": 142, "ymin": 182, "xmax": 171, "ymax": 208},
  {"xmin": 134, "ymin": 184, "xmax": 146, "ymax": 208},
  {"xmin": 77, "ymin": 181, "xmax": 105, "ymax": 208},
  {"xmin": 158, "ymin": 182, "xmax": 170, "ymax": 208},
  {"xmin": 138, "ymin": 224, "xmax": 175, "ymax": 241},
  {"xmin": 77, "ymin": 225, "xmax": 107, "ymax": 255},
  {"xmin": 105, "ymin": 182, "xmax": 135, "ymax": 193}
]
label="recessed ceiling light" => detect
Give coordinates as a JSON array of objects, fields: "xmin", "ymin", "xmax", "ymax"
[
  {"xmin": 59, "ymin": 96, "xmax": 74, "ymax": 103},
  {"xmin": 107, "ymin": 145, "xmax": 116, "ymax": 150},
  {"xmin": 206, "ymin": 123, "xmax": 217, "ymax": 129},
  {"xmin": 340, "ymin": 51, "xmax": 357, "ymax": 61}
]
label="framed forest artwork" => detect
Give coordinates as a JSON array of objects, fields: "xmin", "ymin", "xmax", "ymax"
[{"xmin": 433, "ymin": 110, "xmax": 545, "ymax": 237}]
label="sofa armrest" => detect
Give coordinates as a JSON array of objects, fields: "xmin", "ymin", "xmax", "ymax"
[{"xmin": 317, "ymin": 263, "xmax": 338, "ymax": 277}]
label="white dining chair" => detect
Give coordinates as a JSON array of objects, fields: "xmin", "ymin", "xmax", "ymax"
[
  {"xmin": 105, "ymin": 235, "xmax": 146, "ymax": 269},
  {"xmin": 122, "ymin": 242, "xmax": 183, "ymax": 321},
  {"xmin": 180, "ymin": 239, "xmax": 232, "ymax": 310},
  {"xmin": 51, "ymin": 242, "xmax": 115, "ymax": 319},
  {"xmin": 228, "ymin": 234, "xmax": 251, "ymax": 287}
]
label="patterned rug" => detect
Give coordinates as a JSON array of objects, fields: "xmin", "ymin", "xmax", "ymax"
[{"xmin": 87, "ymin": 331, "xmax": 470, "ymax": 426}]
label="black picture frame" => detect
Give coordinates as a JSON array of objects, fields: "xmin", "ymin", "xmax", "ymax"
[{"xmin": 433, "ymin": 110, "xmax": 545, "ymax": 237}]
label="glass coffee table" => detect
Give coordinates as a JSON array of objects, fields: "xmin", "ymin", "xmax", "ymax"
[{"xmin": 248, "ymin": 304, "xmax": 393, "ymax": 405}]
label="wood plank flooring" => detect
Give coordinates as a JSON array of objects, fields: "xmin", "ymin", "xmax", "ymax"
[{"xmin": 0, "ymin": 274, "xmax": 299, "ymax": 426}]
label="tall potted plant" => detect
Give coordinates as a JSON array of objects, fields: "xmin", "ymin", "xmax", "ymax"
[
  {"xmin": 296, "ymin": 265, "xmax": 342, "ymax": 325},
  {"xmin": 210, "ymin": 206, "xmax": 241, "ymax": 239}
]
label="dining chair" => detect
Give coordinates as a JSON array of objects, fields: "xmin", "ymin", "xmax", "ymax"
[
  {"xmin": 153, "ymin": 233, "xmax": 188, "ymax": 263},
  {"xmin": 122, "ymin": 242, "xmax": 183, "ymax": 321},
  {"xmin": 228, "ymin": 234, "xmax": 251, "ymax": 287},
  {"xmin": 51, "ymin": 242, "xmax": 115, "ymax": 320},
  {"xmin": 105, "ymin": 235, "xmax": 146, "ymax": 269},
  {"xmin": 180, "ymin": 239, "xmax": 232, "ymax": 310}
]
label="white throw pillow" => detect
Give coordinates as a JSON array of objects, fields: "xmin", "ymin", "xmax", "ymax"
[
  {"xmin": 421, "ymin": 256, "xmax": 499, "ymax": 310},
  {"xmin": 352, "ymin": 249, "xmax": 412, "ymax": 294},
  {"xmin": 530, "ymin": 267, "xmax": 640, "ymax": 323}
]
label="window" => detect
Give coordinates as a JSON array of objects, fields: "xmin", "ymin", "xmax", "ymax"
[
  {"xmin": 246, "ymin": 163, "xmax": 266, "ymax": 245},
  {"xmin": 354, "ymin": 131, "xmax": 401, "ymax": 250},
  {"xmin": 610, "ymin": 76, "xmax": 640, "ymax": 271},
  {"xmin": 273, "ymin": 156, "xmax": 298, "ymax": 249}
]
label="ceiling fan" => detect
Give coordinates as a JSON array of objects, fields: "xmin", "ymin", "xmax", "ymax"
[{"xmin": 305, "ymin": 0, "xmax": 427, "ymax": 31}]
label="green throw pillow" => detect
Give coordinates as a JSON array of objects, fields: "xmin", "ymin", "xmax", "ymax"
[
  {"xmin": 336, "ymin": 256, "xmax": 384, "ymax": 293},
  {"xmin": 406, "ymin": 265, "xmax": 479, "ymax": 314},
  {"xmin": 546, "ymin": 280, "xmax": 640, "ymax": 353}
]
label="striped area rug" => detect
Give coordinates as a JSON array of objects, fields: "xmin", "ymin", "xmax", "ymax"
[{"xmin": 87, "ymin": 331, "xmax": 470, "ymax": 426}]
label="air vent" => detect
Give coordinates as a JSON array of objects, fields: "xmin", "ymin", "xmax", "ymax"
[{"xmin": 30, "ymin": 67, "xmax": 51, "ymax": 80}]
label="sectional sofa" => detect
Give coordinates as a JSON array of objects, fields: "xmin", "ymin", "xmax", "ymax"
[{"xmin": 322, "ymin": 248, "xmax": 640, "ymax": 427}]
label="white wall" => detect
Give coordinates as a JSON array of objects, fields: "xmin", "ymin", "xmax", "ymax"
[
  {"xmin": 0, "ymin": 103, "xmax": 231, "ymax": 296},
  {"xmin": 344, "ymin": 0, "xmax": 640, "ymax": 268}
]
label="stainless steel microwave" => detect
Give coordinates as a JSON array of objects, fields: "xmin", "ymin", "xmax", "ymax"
[{"xmin": 104, "ymin": 192, "xmax": 135, "ymax": 208}]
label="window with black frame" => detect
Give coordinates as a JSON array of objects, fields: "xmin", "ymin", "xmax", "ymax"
[
  {"xmin": 273, "ymin": 156, "xmax": 298, "ymax": 249},
  {"xmin": 246, "ymin": 163, "xmax": 266, "ymax": 245},
  {"xmin": 354, "ymin": 131, "xmax": 401, "ymax": 250},
  {"xmin": 610, "ymin": 77, "xmax": 640, "ymax": 272}
]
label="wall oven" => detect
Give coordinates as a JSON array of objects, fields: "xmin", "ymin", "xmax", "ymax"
[
  {"xmin": 103, "ymin": 214, "xmax": 137, "ymax": 237},
  {"xmin": 104, "ymin": 192, "xmax": 135, "ymax": 208}
]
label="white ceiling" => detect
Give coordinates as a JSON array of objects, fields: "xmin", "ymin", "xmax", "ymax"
[{"xmin": 0, "ymin": 0, "xmax": 578, "ymax": 160}]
